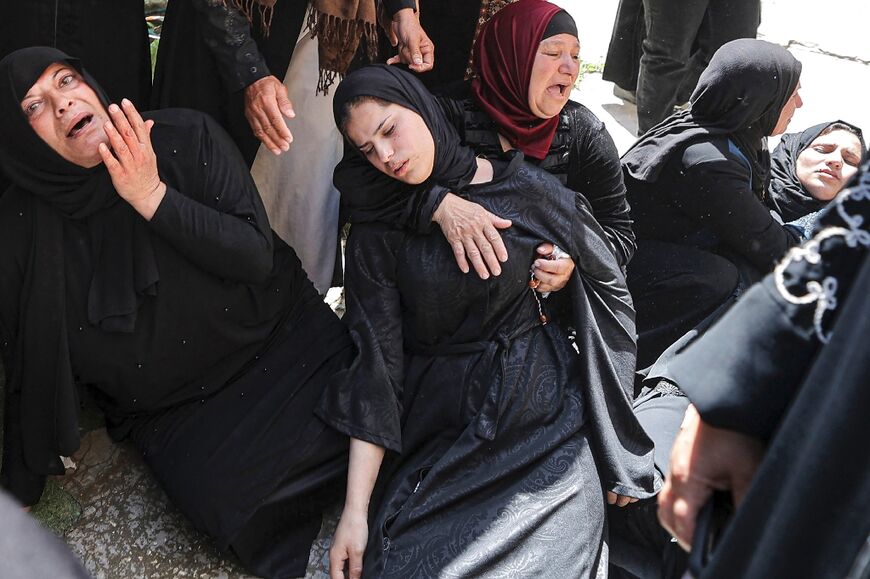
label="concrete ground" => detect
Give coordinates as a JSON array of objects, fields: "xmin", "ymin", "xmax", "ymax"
[{"xmin": 5, "ymin": 2, "xmax": 868, "ymax": 578}]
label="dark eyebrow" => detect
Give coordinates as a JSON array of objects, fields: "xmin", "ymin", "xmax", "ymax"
[{"xmin": 373, "ymin": 114, "xmax": 391, "ymax": 137}]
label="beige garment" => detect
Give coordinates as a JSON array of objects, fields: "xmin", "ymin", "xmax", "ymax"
[{"xmin": 250, "ymin": 18, "xmax": 344, "ymax": 294}]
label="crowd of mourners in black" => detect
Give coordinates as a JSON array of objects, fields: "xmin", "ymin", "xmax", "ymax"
[{"xmin": 0, "ymin": 1, "xmax": 867, "ymax": 579}]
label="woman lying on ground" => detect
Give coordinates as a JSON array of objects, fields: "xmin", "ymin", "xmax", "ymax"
[
  {"xmin": 0, "ymin": 47, "xmax": 355, "ymax": 579},
  {"xmin": 336, "ymin": 0, "xmax": 634, "ymax": 288},
  {"xmin": 620, "ymin": 38, "xmax": 805, "ymax": 368},
  {"xmin": 767, "ymin": 120, "xmax": 865, "ymax": 234},
  {"xmin": 658, "ymin": 159, "xmax": 869, "ymax": 579},
  {"xmin": 323, "ymin": 64, "xmax": 657, "ymax": 579}
]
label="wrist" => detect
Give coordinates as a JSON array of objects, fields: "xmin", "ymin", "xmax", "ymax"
[
  {"xmin": 343, "ymin": 499, "xmax": 370, "ymax": 515},
  {"xmin": 393, "ymin": 7, "xmax": 416, "ymax": 22},
  {"xmin": 129, "ymin": 181, "xmax": 167, "ymax": 221},
  {"xmin": 432, "ymin": 192, "xmax": 457, "ymax": 224}
]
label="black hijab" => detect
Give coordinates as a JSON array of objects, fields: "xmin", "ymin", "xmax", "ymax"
[
  {"xmin": 332, "ymin": 64, "xmax": 477, "ymax": 223},
  {"xmin": 0, "ymin": 47, "xmax": 159, "ymax": 475},
  {"xmin": 768, "ymin": 120, "xmax": 865, "ymax": 222},
  {"xmin": 623, "ymin": 39, "xmax": 802, "ymax": 198}
]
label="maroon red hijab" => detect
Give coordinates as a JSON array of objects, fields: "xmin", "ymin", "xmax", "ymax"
[{"xmin": 471, "ymin": 0, "xmax": 565, "ymax": 160}]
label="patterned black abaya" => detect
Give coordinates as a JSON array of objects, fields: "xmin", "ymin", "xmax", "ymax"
[{"xmin": 323, "ymin": 65, "xmax": 657, "ymax": 578}]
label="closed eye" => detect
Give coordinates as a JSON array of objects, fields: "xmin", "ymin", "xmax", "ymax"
[{"xmin": 844, "ymin": 153, "xmax": 860, "ymax": 166}]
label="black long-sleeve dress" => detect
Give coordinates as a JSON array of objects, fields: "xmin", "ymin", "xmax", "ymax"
[
  {"xmin": 625, "ymin": 136, "xmax": 802, "ymax": 366},
  {"xmin": 339, "ymin": 97, "xmax": 636, "ymax": 266},
  {"xmin": 152, "ymin": 0, "xmax": 308, "ymax": 164},
  {"xmin": 321, "ymin": 155, "xmax": 657, "ymax": 577},
  {"xmin": 666, "ymin": 164, "xmax": 870, "ymax": 579},
  {"xmin": 0, "ymin": 109, "xmax": 352, "ymax": 578}
]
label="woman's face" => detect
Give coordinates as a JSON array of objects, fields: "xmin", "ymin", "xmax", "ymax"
[
  {"xmin": 344, "ymin": 100, "xmax": 435, "ymax": 185},
  {"xmin": 20, "ymin": 62, "xmax": 110, "ymax": 168},
  {"xmin": 795, "ymin": 129, "xmax": 863, "ymax": 201},
  {"xmin": 771, "ymin": 82, "xmax": 803, "ymax": 136},
  {"xmin": 528, "ymin": 33, "xmax": 580, "ymax": 119}
]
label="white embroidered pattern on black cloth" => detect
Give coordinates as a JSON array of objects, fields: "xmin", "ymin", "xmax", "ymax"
[{"xmin": 774, "ymin": 186, "xmax": 869, "ymax": 343}]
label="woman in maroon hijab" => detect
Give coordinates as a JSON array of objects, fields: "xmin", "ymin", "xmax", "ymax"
[{"xmin": 337, "ymin": 0, "xmax": 633, "ymax": 289}]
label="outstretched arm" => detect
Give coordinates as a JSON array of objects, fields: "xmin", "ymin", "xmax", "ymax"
[
  {"xmin": 329, "ymin": 438, "xmax": 385, "ymax": 579},
  {"xmin": 190, "ymin": 0, "xmax": 294, "ymax": 153}
]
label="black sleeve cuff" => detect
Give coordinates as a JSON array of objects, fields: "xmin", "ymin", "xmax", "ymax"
[{"xmin": 383, "ymin": 0, "xmax": 417, "ymax": 17}]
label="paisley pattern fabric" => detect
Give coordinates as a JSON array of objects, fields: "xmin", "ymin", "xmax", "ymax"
[{"xmin": 319, "ymin": 155, "xmax": 657, "ymax": 577}]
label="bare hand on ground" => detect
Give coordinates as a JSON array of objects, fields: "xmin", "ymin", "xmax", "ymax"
[
  {"xmin": 658, "ymin": 405, "xmax": 764, "ymax": 550},
  {"xmin": 385, "ymin": 8, "xmax": 434, "ymax": 73},
  {"xmin": 329, "ymin": 508, "xmax": 369, "ymax": 579},
  {"xmin": 244, "ymin": 75, "xmax": 295, "ymax": 155},
  {"xmin": 433, "ymin": 193, "xmax": 512, "ymax": 279},
  {"xmin": 99, "ymin": 99, "xmax": 166, "ymax": 220}
]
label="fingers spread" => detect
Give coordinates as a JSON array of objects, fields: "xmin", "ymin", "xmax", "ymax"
[
  {"xmin": 120, "ymin": 98, "xmax": 149, "ymax": 145},
  {"xmin": 98, "ymin": 142, "xmax": 120, "ymax": 172},
  {"xmin": 107, "ymin": 103, "xmax": 142, "ymax": 160},
  {"xmin": 450, "ymin": 239, "xmax": 470, "ymax": 274},
  {"xmin": 462, "ymin": 237, "xmax": 489, "ymax": 279},
  {"xmin": 483, "ymin": 225, "xmax": 509, "ymax": 263},
  {"xmin": 471, "ymin": 231, "xmax": 501, "ymax": 276},
  {"xmin": 104, "ymin": 119, "xmax": 132, "ymax": 162}
]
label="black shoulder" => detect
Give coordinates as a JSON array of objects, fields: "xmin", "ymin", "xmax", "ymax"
[
  {"xmin": 560, "ymin": 100, "xmax": 606, "ymax": 130},
  {"xmin": 680, "ymin": 136, "xmax": 743, "ymax": 169}
]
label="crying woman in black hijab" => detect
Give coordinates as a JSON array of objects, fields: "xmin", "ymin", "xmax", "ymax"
[
  {"xmin": 619, "ymin": 39, "xmax": 806, "ymax": 367},
  {"xmin": 0, "ymin": 47, "xmax": 361, "ymax": 579},
  {"xmin": 767, "ymin": 120, "xmax": 865, "ymax": 233}
]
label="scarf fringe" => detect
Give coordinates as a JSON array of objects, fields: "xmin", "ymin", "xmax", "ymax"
[
  {"xmin": 224, "ymin": 0, "xmax": 275, "ymax": 37},
  {"xmin": 307, "ymin": 9, "xmax": 378, "ymax": 94}
]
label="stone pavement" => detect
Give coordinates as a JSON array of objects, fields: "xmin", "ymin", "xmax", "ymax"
[{"xmin": 5, "ymin": 1, "xmax": 868, "ymax": 578}]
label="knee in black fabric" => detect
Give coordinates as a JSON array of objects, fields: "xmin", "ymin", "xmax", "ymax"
[{"xmin": 687, "ymin": 253, "xmax": 739, "ymax": 307}]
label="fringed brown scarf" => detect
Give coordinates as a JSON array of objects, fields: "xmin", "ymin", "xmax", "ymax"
[{"xmin": 226, "ymin": 0, "xmax": 378, "ymax": 93}]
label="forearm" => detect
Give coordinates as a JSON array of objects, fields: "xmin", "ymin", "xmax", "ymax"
[
  {"xmin": 568, "ymin": 124, "xmax": 636, "ymax": 265},
  {"xmin": 190, "ymin": 0, "xmax": 270, "ymax": 92},
  {"xmin": 344, "ymin": 438, "xmax": 385, "ymax": 513},
  {"xmin": 148, "ymin": 186, "xmax": 273, "ymax": 282}
]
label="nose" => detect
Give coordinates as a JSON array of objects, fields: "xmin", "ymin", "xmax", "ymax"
[
  {"xmin": 560, "ymin": 53, "xmax": 579, "ymax": 76},
  {"xmin": 794, "ymin": 91, "xmax": 804, "ymax": 109},
  {"xmin": 827, "ymin": 152, "xmax": 843, "ymax": 169},
  {"xmin": 374, "ymin": 142, "xmax": 393, "ymax": 165},
  {"xmin": 52, "ymin": 95, "xmax": 73, "ymax": 117}
]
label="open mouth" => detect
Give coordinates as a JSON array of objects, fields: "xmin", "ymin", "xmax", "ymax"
[
  {"xmin": 67, "ymin": 114, "xmax": 93, "ymax": 138},
  {"xmin": 392, "ymin": 160, "xmax": 409, "ymax": 176},
  {"xmin": 548, "ymin": 84, "xmax": 569, "ymax": 98}
]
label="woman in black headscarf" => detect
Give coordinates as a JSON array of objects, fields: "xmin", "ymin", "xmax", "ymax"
[
  {"xmin": 336, "ymin": 0, "xmax": 633, "ymax": 290},
  {"xmin": 620, "ymin": 38, "xmax": 804, "ymax": 367},
  {"xmin": 322, "ymin": 64, "xmax": 658, "ymax": 579},
  {"xmin": 767, "ymin": 120, "xmax": 865, "ymax": 232},
  {"xmin": 0, "ymin": 47, "xmax": 356, "ymax": 579}
]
